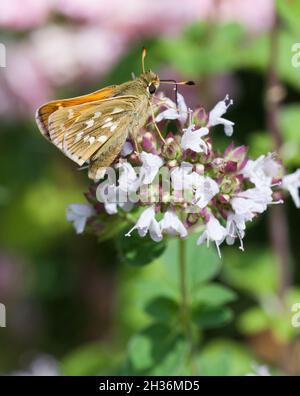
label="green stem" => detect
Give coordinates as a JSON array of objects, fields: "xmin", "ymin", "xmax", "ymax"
[{"xmin": 178, "ymin": 238, "xmax": 189, "ymax": 332}]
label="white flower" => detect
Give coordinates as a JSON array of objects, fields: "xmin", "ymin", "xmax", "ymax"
[
  {"xmin": 96, "ymin": 163, "xmax": 138, "ymax": 214},
  {"xmin": 12, "ymin": 356, "xmax": 60, "ymax": 376},
  {"xmin": 246, "ymin": 363, "xmax": 271, "ymax": 376},
  {"xmin": 197, "ymin": 215, "xmax": 227, "ymax": 258},
  {"xmin": 117, "ymin": 161, "xmax": 140, "ymax": 193},
  {"xmin": 98, "ymin": 182, "xmax": 118, "ymax": 215},
  {"xmin": 207, "ymin": 94, "xmax": 234, "ymax": 136},
  {"xmin": 139, "ymin": 151, "xmax": 163, "ymax": 184},
  {"xmin": 125, "ymin": 206, "xmax": 162, "ymax": 242},
  {"xmin": 181, "ymin": 125, "xmax": 209, "ymax": 153},
  {"xmin": 171, "ymin": 162, "xmax": 194, "ymax": 191},
  {"xmin": 241, "ymin": 153, "xmax": 281, "ymax": 188},
  {"xmin": 159, "ymin": 210, "xmax": 187, "ymax": 238},
  {"xmin": 155, "ymin": 93, "xmax": 188, "ymax": 125},
  {"xmin": 121, "ymin": 140, "xmax": 134, "ymax": 157},
  {"xmin": 193, "ymin": 175, "xmax": 219, "ymax": 209},
  {"xmin": 282, "ymin": 169, "xmax": 300, "ymax": 208},
  {"xmin": 231, "ymin": 185, "xmax": 279, "ymax": 217},
  {"xmin": 225, "ymin": 212, "xmax": 250, "ymax": 251},
  {"xmin": 66, "ymin": 203, "xmax": 95, "ymax": 234}
]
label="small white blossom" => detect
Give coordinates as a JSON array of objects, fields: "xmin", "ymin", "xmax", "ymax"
[
  {"xmin": 97, "ymin": 163, "xmax": 138, "ymax": 214},
  {"xmin": 12, "ymin": 356, "xmax": 60, "ymax": 376},
  {"xmin": 197, "ymin": 215, "xmax": 227, "ymax": 258},
  {"xmin": 140, "ymin": 151, "xmax": 163, "ymax": 184},
  {"xmin": 117, "ymin": 162, "xmax": 140, "ymax": 193},
  {"xmin": 66, "ymin": 204, "xmax": 95, "ymax": 234},
  {"xmin": 155, "ymin": 93, "xmax": 188, "ymax": 125},
  {"xmin": 171, "ymin": 162, "xmax": 195, "ymax": 191},
  {"xmin": 193, "ymin": 175, "xmax": 219, "ymax": 209},
  {"xmin": 282, "ymin": 169, "xmax": 300, "ymax": 208},
  {"xmin": 246, "ymin": 363, "xmax": 271, "ymax": 376},
  {"xmin": 231, "ymin": 185, "xmax": 278, "ymax": 217},
  {"xmin": 181, "ymin": 125, "xmax": 209, "ymax": 153},
  {"xmin": 241, "ymin": 153, "xmax": 281, "ymax": 188},
  {"xmin": 121, "ymin": 140, "xmax": 134, "ymax": 157},
  {"xmin": 207, "ymin": 94, "xmax": 234, "ymax": 136},
  {"xmin": 225, "ymin": 212, "xmax": 251, "ymax": 251},
  {"xmin": 125, "ymin": 206, "xmax": 162, "ymax": 242},
  {"xmin": 159, "ymin": 210, "xmax": 188, "ymax": 238}
]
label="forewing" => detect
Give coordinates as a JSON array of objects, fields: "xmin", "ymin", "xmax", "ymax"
[
  {"xmin": 35, "ymin": 86, "xmax": 116, "ymax": 140},
  {"xmin": 47, "ymin": 96, "xmax": 138, "ymax": 166}
]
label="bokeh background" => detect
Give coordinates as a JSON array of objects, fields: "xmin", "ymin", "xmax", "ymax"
[{"xmin": 0, "ymin": 0, "xmax": 300, "ymax": 375}]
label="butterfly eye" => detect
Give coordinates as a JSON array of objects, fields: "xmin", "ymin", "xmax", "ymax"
[{"xmin": 148, "ymin": 83, "xmax": 156, "ymax": 94}]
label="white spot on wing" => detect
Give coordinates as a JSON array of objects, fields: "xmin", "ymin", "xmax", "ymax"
[
  {"xmin": 94, "ymin": 112, "xmax": 101, "ymax": 118},
  {"xmin": 89, "ymin": 136, "xmax": 95, "ymax": 145},
  {"xmin": 111, "ymin": 107, "xmax": 123, "ymax": 114},
  {"xmin": 83, "ymin": 135, "xmax": 90, "ymax": 143},
  {"xmin": 97, "ymin": 135, "xmax": 108, "ymax": 144},
  {"xmin": 75, "ymin": 131, "xmax": 84, "ymax": 143},
  {"xmin": 101, "ymin": 121, "xmax": 113, "ymax": 129},
  {"xmin": 110, "ymin": 123, "xmax": 117, "ymax": 132},
  {"xmin": 85, "ymin": 119, "xmax": 94, "ymax": 129}
]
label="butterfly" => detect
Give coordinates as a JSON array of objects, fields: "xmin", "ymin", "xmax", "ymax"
[{"xmin": 35, "ymin": 48, "xmax": 194, "ymax": 180}]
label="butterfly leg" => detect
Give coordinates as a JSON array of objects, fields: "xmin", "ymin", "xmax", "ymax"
[
  {"xmin": 132, "ymin": 134, "xmax": 140, "ymax": 157},
  {"xmin": 150, "ymin": 103, "xmax": 166, "ymax": 144}
]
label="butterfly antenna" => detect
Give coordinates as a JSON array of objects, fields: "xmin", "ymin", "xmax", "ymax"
[
  {"xmin": 142, "ymin": 47, "xmax": 147, "ymax": 74},
  {"xmin": 160, "ymin": 80, "xmax": 195, "ymax": 108}
]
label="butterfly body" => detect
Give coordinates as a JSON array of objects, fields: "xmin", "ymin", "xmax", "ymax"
[{"xmin": 35, "ymin": 70, "xmax": 160, "ymax": 180}]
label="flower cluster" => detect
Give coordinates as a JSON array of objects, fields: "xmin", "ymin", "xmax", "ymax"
[{"xmin": 67, "ymin": 93, "xmax": 300, "ymax": 257}]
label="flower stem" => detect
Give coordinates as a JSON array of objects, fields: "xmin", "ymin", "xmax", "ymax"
[{"xmin": 178, "ymin": 238, "xmax": 189, "ymax": 332}]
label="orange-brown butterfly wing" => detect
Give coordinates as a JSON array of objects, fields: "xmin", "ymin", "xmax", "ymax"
[
  {"xmin": 47, "ymin": 96, "xmax": 138, "ymax": 166},
  {"xmin": 35, "ymin": 85, "xmax": 116, "ymax": 140}
]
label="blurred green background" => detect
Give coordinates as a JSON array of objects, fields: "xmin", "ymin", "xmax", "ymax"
[{"xmin": 0, "ymin": 0, "xmax": 300, "ymax": 376}]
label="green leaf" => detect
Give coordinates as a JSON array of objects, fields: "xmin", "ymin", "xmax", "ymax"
[
  {"xmin": 145, "ymin": 296, "xmax": 179, "ymax": 323},
  {"xmin": 277, "ymin": 0, "xmax": 300, "ymax": 34},
  {"xmin": 162, "ymin": 234, "xmax": 221, "ymax": 297},
  {"xmin": 127, "ymin": 332, "xmax": 153, "ymax": 372},
  {"xmin": 61, "ymin": 342, "xmax": 122, "ymax": 376},
  {"xmin": 238, "ymin": 307, "xmax": 269, "ymax": 335},
  {"xmin": 192, "ymin": 306, "xmax": 233, "ymax": 329},
  {"xmin": 128, "ymin": 323, "xmax": 187, "ymax": 374},
  {"xmin": 195, "ymin": 340, "xmax": 254, "ymax": 376},
  {"xmin": 222, "ymin": 247, "xmax": 278, "ymax": 297},
  {"xmin": 279, "ymin": 104, "xmax": 300, "ymax": 166},
  {"xmin": 193, "ymin": 283, "xmax": 237, "ymax": 307},
  {"xmin": 117, "ymin": 232, "xmax": 166, "ymax": 266}
]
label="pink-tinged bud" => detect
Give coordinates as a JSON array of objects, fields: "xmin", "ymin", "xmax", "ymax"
[
  {"xmin": 220, "ymin": 176, "xmax": 238, "ymax": 194},
  {"xmin": 224, "ymin": 160, "xmax": 237, "ymax": 174},
  {"xmin": 186, "ymin": 213, "xmax": 200, "ymax": 227},
  {"xmin": 273, "ymin": 190, "xmax": 284, "ymax": 202},
  {"xmin": 200, "ymin": 208, "xmax": 210, "ymax": 223},
  {"xmin": 85, "ymin": 184, "xmax": 98, "ymax": 206},
  {"xmin": 224, "ymin": 144, "xmax": 248, "ymax": 171},
  {"xmin": 195, "ymin": 163, "xmax": 205, "ymax": 175},
  {"xmin": 162, "ymin": 134, "xmax": 182, "ymax": 160},
  {"xmin": 167, "ymin": 159, "xmax": 178, "ymax": 168},
  {"xmin": 142, "ymin": 131, "xmax": 157, "ymax": 153},
  {"xmin": 129, "ymin": 152, "xmax": 141, "ymax": 165},
  {"xmin": 218, "ymin": 194, "xmax": 230, "ymax": 204},
  {"xmin": 193, "ymin": 107, "xmax": 208, "ymax": 127}
]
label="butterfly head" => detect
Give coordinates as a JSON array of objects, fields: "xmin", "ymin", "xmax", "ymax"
[{"xmin": 139, "ymin": 70, "xmax": 160, "ymax": 96}]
